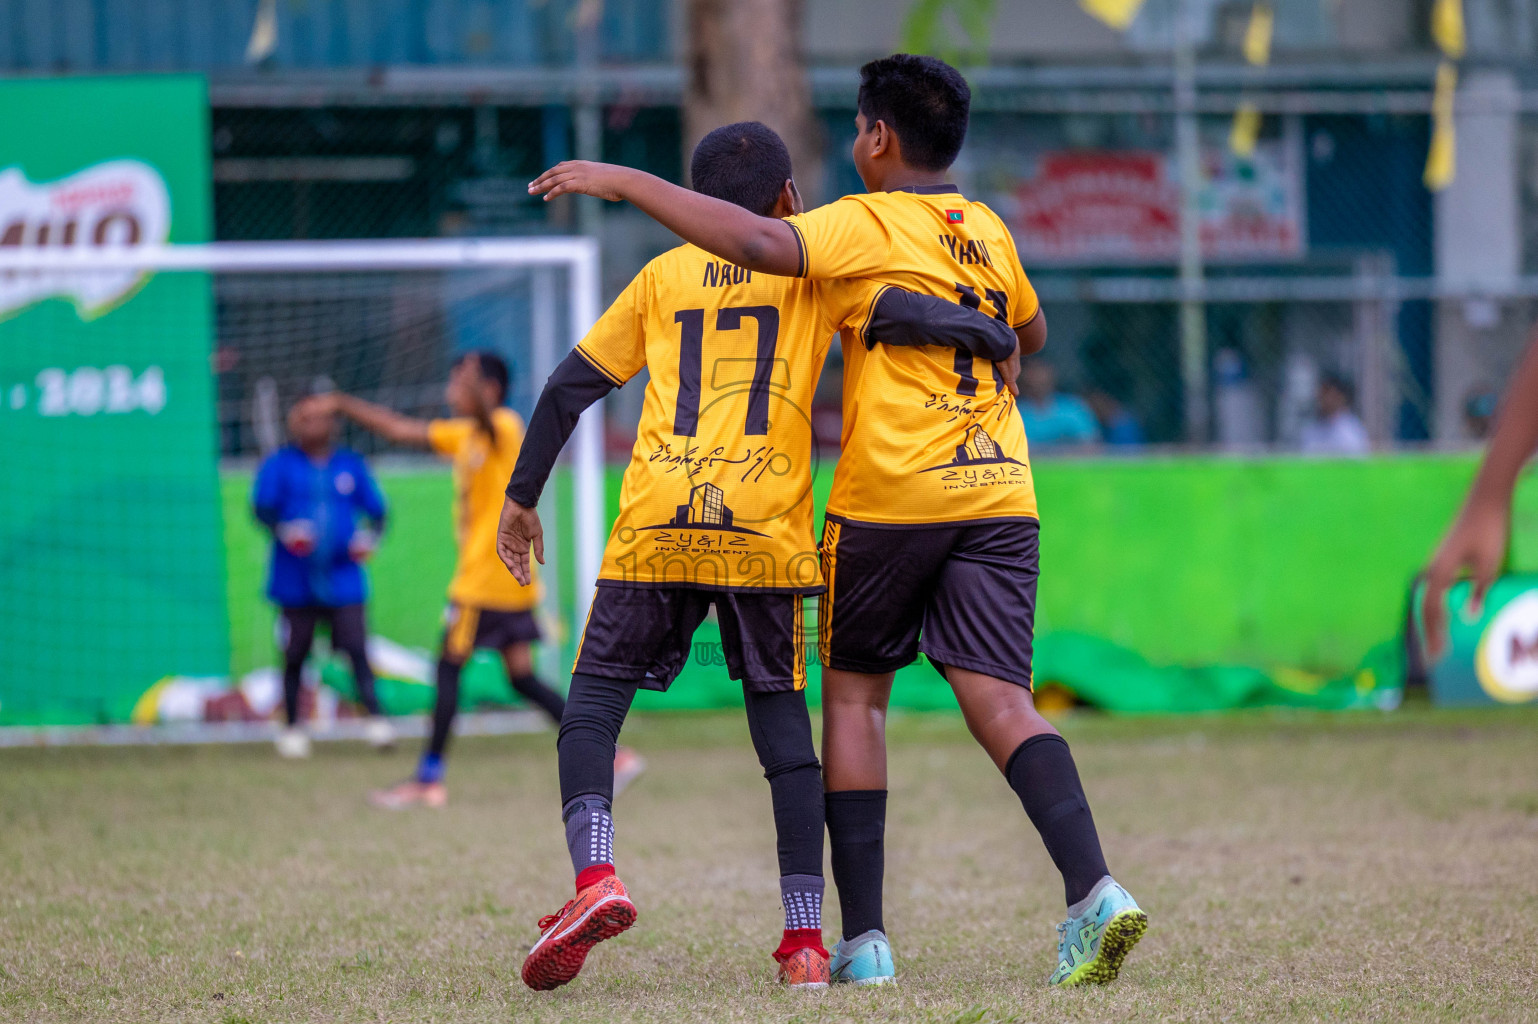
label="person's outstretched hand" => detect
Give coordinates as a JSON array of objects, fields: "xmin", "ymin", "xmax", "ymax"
[
  {"xmin": 1421, "ymin": 494, "xmax": 1511, "ymax": 660},
  {"xmin": 497, "ymin": 497, "xmax": 545, "ymax": 586},
  {"xmin": 528, "ymin": 161, "xmax": 635, "ymax": 202}
]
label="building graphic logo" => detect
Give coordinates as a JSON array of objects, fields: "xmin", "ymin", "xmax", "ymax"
[
  {"xmin": 920, "ymin": 422, "xmax": 1025, "ymax": 473},
  {"xmin": 639, "ymin": 480, "xmax": 767, "ymax": 536}
]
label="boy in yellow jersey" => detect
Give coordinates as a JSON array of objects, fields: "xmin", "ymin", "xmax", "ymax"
[
  {"xmin": 321, "ymin": 353, "xmax": 630, "ymax": 808},
  {"xmin": 497, "ymin": 122, "xmax": 1017, "ymax": 992},
  {"xmin": 527, "ymin": 56, "xmax": 1147, "ymax": 987}
]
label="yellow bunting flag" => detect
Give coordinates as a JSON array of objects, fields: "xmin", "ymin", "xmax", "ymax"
[
  {"xmin": 1078, "ymin": 0, "xmax": 1147, "ymax": 31},
  {"xmin": 1431, "ymin": 0, "xmax": 1466, "ymax": 59},
  {"xmin": 1230, "ymin": 102, "xmax": 1262, "ymax": 158},
  {"xmin": 245, "ymin": 0, "xmax": 277, "ymax": 63},
  {"xmin": 1424, "ymin": 61, "xmax": 1458, "ymax": 191},
  {"xmin": 1242, "ymin": 2, "xmax": 1274, "ymax": 66}
]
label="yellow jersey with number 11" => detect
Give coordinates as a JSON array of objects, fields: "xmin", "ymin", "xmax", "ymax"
[{"xmin": 786, "ymin": 185, "xmax": 1042, "ymax": 526}]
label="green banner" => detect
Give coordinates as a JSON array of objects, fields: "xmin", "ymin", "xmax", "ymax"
[
  {"xmin": 219, "ymin": 457, "xmax": 1447, "ymax": 718},
  {"xmin": 0, "ymin": 76, "xmax": 226, "ymax": 726}
]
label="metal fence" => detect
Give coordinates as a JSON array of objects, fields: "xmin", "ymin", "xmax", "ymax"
[{"xmin": 196, "ymin": 75, "xmax": 1538, "ymax": 453}]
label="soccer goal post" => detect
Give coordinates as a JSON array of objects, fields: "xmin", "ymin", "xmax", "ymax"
[{"xmin": 0, "ymin": 238, "xmax": 605, "ymax": 733}]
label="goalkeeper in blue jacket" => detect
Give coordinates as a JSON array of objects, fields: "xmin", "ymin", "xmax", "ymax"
[{"xmin": 253, "ymin": 397, "xmax": 394, "ymax": 757}]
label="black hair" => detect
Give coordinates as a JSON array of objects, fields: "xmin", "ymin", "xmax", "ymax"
[
  {"xmin": 857, "ymin": 53, "xmax": 971, "ymax": 172},
  {"xmin": 689, "ymin": 121, "xmax": 794, "ymax": 217},
  {"xmin": 455, "ymin": 350, "xmax": 509, "ymax": 405},
  {"xmin": 1319, "ymin": 372, "xmax": 1355, "ymax": 405}
]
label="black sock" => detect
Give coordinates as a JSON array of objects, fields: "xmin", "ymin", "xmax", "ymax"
[
  {"xmin": 426, "ymin": 658, "xmax": 462, "ymax": 762},
  {"xmin": 744, "ymin": 689, "xmax": 824, "ymax": 878},
  {"xmin": 1005, "ymin": 734, "xmax": 1109, "ymax": 907},
  {"xmin": 825, "ymin": 789, "xmax": 886, "ymax": 941},
  {"xmin": 331, "ymin": 605, "xmax": 381, "ymax": 716},
  {"xmin": 281, "ymin": 660, "xmax": 303, "ymax": 726},
  {"xmin": 335, "ymin": 645, "xmax": 381, "ymax": 716},
  {"xmin": 557, "ymin": 673, "xmax": 638, "ymax": 805},
  {"xmin": 510, "ymin": 673, "xmax": 567, "ymax": 725}
]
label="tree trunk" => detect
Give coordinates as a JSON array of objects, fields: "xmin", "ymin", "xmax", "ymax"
[{"xmin": 683, "ymin": 0, "xmax": 821, "ymax": 202}]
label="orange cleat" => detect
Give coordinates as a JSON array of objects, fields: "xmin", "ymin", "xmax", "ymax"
[
  {"xmin": 367, "ymin": 780, "xmax": 447, "ymax": 810},
  {"xmin": 522, "ymin": 874, "xmax": 637, "ymax": 991},
  {"xmin": 775, "ymin": 945, "xmax": 831, "ymax": 990}
]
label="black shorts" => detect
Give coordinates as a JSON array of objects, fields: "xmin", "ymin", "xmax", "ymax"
[
  {"xmin": 818, "ymin": 515, "xmax": 1039, "ymax": 690},
  {"xmin": 442, "ymin": 603, "xmax": 542, "ymax": 661},
  {"xmin": 574, "ymin": 585, "xmax": 809, "ymax": 693}
]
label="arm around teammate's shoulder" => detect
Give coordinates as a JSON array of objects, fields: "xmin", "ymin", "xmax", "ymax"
[
  {"xmin": 865, "ymin": 287, "xmax": 1019, "ymax": 361},
  {"xmin": 527, "ymin": 161, "xmax": 803, "ymax": 276}
]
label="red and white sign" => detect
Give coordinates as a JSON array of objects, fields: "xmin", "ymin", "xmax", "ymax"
[{"xmin": 1012, "ymin": 142, "xmax": 1304, "ymax": 265}]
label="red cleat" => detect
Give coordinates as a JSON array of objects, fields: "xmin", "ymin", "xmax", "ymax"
[
  {"xmin": 521, "ymin": 874, "xmax": 637, "ymax": 991},
  {"xmin": 775, "ymin": 945, "xmax": 831, "ymax": 989}
]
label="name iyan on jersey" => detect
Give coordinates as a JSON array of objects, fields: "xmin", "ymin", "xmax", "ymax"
[{"xmin": 939, "ymin": 233, "xmax": 993, "ymax": 267}]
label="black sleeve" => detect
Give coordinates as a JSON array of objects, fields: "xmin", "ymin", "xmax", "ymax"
[
  {"xmin": 863, "ymin": 286, "xmax": 1019, "ymax": 362},
  {"xmin": 505, "ymin": 350, "xmax": 619, "ymax": 508}
]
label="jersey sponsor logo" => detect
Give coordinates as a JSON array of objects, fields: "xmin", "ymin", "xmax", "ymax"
[
  {"xmin": 334, "ymin": 471, "xmax": 355, "ymax": 495},
  {"xmin": 700, "ymin": 260, "xmax": 753, "ymax": 288},
  {"xmin": 636, "ymin": 480, "xmax": 766, "ymax": 538},
  {"xmin": 0, "ymin": 159, "xmax": 172, "ymax": 320},
  {"xmin": 938, "ymin": 233, "xmax": 992, "ymax": 267},
  {"xmin": 920, "ymin": 422, "xmax": 1031, "ymax": 491}
]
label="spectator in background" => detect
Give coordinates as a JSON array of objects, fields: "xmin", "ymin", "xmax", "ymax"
[
  {"xmin": 1018, "ymin": 359, "xmax": 1100, "ymax": 447},
  {"xmin": 253, "ymin": 397, "xmax": 394, "ymax": 759},
  {"xmin": 1086, "ymin": 389, "xmax": 1145, "ymax": 447},
  {"xmin": 1299, "ymin": 373, "xmax": 1369, "ymax": 455}
]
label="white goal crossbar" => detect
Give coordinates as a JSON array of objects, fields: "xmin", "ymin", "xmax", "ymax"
[{"xmin": 0, "ymin": 237, "xmax": 607, "ymax": 637}]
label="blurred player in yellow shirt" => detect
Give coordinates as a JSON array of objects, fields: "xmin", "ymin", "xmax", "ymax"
[
  {"xmin": 325, "ymin": 353, "xmax": 638, "ymax": 807},
  {"xmin": 527, "ymin": 54, "xmax": 1146, "ymax": 987}
]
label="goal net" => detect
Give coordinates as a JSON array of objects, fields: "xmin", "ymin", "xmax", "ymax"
[{"xmin": 0, "ymin": 239, "xmax": 604, "ymax": 736}]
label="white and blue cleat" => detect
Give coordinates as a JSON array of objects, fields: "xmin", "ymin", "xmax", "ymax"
[
  {"xmin": 829, "ymin": 929, "xmax": 896, "ymax": 986},
  {"xmin": 1048, "ymin": 876, "xmax": 1148, "ymax": 987}
]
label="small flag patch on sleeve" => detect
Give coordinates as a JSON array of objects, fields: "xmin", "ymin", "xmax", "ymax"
[{"xmin": 946, "ymin": 209, "xmax": 964, "ymax": 223}]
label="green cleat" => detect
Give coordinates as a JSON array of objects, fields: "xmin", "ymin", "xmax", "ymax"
[
  {"xmin": 1048, "ymin": 877, "xmax": 1147, "ymax": 987},
  {"xmin": 829, "ymin": 929, "xmax": 896, "ymax": 986}
]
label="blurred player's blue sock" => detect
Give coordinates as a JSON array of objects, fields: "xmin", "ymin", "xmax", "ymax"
[
  {"xmin": 1005, "ymin": 734, "xmax": 1108, "ymax": 907},
  {"xmin": 416, "ymin": 752, "xmax": 445, "ymax": 784},
  {"xmin": 826, "ymin": 790, "xmax": 886, "ymax": 941}
]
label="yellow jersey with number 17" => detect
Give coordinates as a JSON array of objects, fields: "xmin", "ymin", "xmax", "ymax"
[
  {"xmin": 575, "ymin": 242, "xmax": 881, "ymax": 593},
  {"xmin": 785, "ymin": 185, "xmax": 1041, "ymax": 526}
]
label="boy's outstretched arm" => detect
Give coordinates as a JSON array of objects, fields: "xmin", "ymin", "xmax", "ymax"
[
  {"xmin": 529, "ymin": 161, "xmax": 802, "ymax": 276},
  {"xmin": 498, "ymin": 352, "xmax": 619, "ymax": 585},
  {"xmin": 1422, "ymin": 326, "xmax": 1538, "ymax": 657}
]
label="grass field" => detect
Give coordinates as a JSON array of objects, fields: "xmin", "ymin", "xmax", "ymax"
[{"xmin": 4, "ymin": 707, "xmax": 1538, "ymax": 1023}]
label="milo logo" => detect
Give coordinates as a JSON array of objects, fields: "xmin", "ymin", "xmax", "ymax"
[
  {"xmin": 0, "ymin": 159, "xmax": 171, "ymax": 320},
  {"xmin": 1474, "ymin": 592, "xmax": 1538, "ymax": 704}
]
